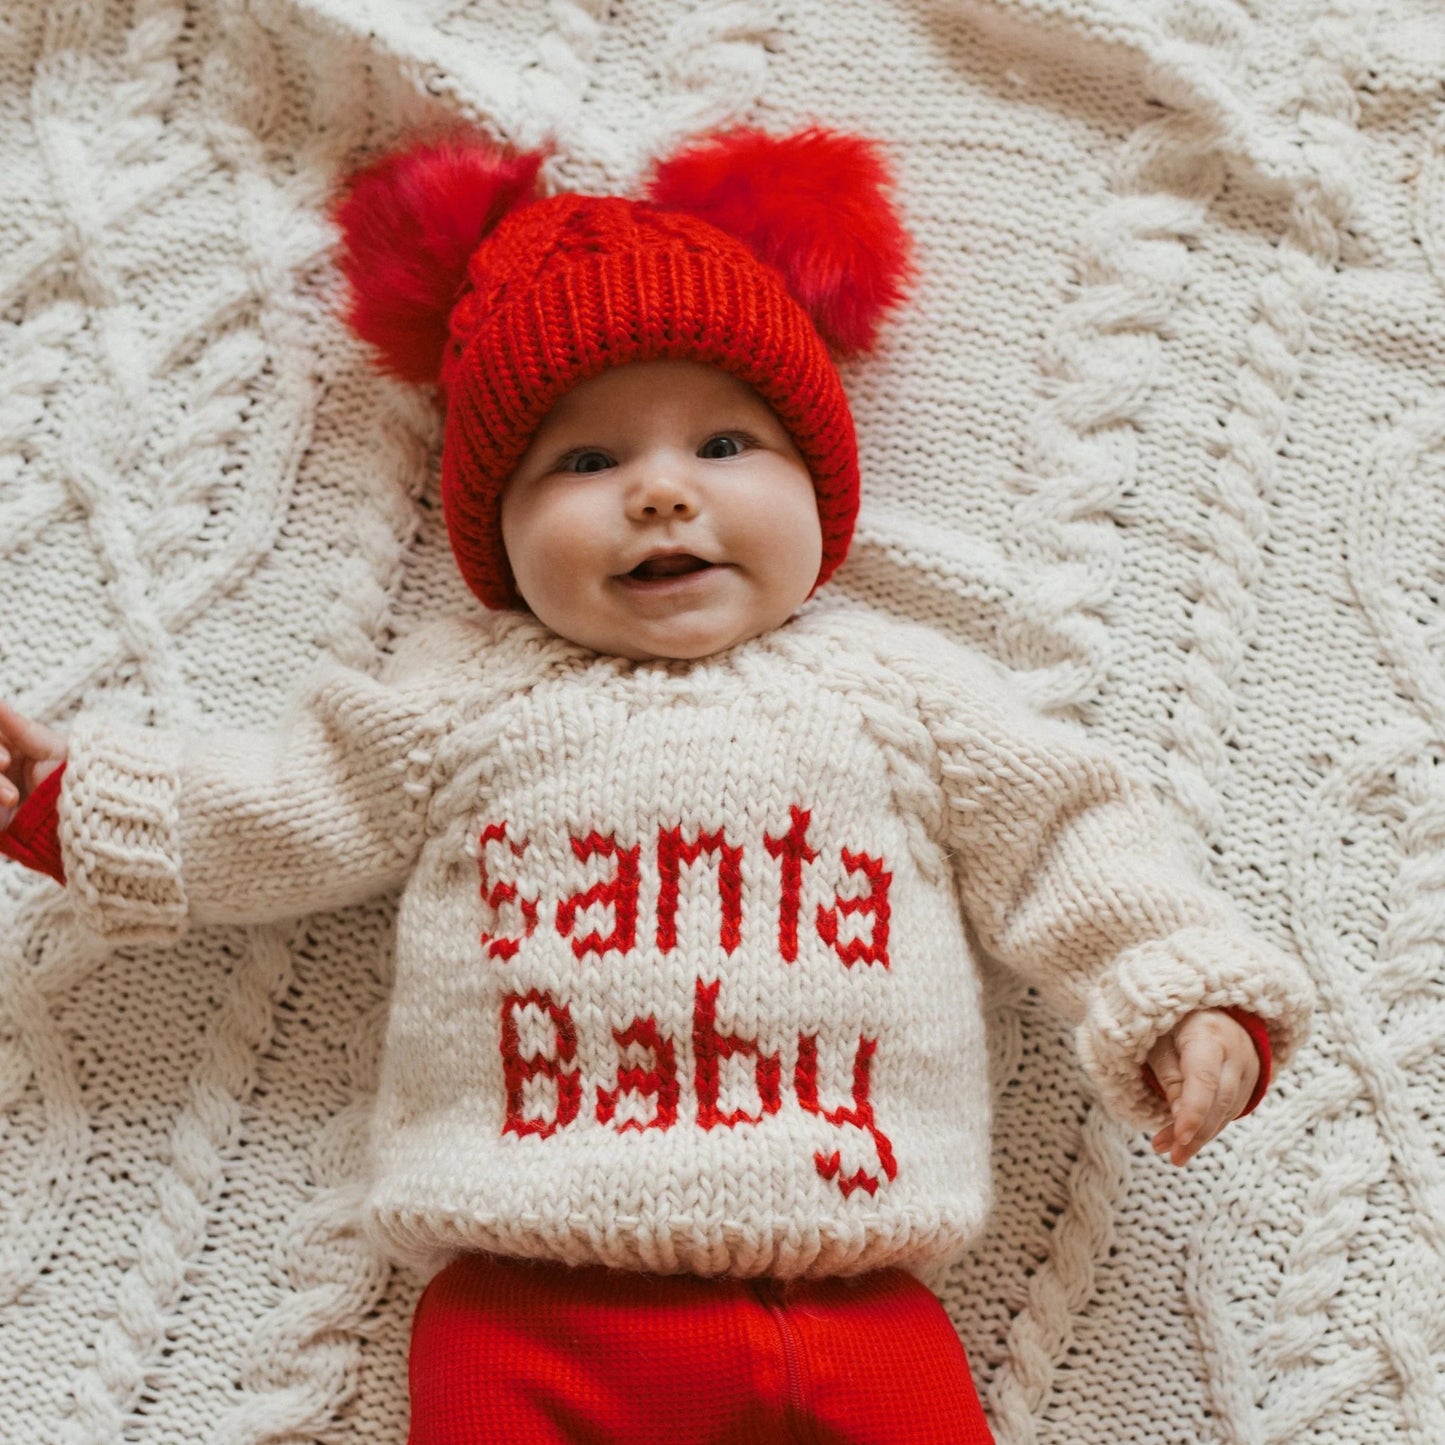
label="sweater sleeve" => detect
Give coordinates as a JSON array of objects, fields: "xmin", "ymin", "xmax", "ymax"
[
  {"xmin": 887, "ymin": 628, "xmax": 1313, "ymax": 1129},
  {"xmin": 56, "ymin": 637, "xmax": 455, "ymax": 945}
]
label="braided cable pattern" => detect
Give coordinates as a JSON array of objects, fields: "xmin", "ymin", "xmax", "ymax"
[
  {"xmin": 985, "ymin": 1108, "xmax": 1132, "ymax": 1445},
  {"xmin": 61, "ymin": 923, "xmax": 296, "ymax": 1445},
  {"xmin": 1005, "ymin": 130, "xmax": 1206, "ymax": 718},
  {"xmin": 1179, "ymin": 9, "xmax": 1445, "ymax": 1437},
  {"xmin": 949, "ymin": 12, "xmax": 1230, "ymax": 1433},
  {"xmin": 1152, "ymin": 0, "xmax": 1314, "ymax": 861},
  {"xmin": 2, "ymin": 0, "xmax": 1442, "ymax": 1440},
  {"xmin": 0, "ymin": 897, "xmax": 109, "ymax": 1313}
]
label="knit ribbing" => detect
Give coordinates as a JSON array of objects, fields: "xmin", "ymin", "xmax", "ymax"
[{"xmin": 57, "ymin": 719, "xmax": 187, "ymax": 945}]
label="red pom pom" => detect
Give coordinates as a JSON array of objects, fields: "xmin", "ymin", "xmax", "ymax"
[
  {"xmin": 647, "ymin": 127, "xmax": 911, "ymax": 354},
  {"xmin": 334, "ymin": 138, "xmax": 543, "ymax": 383}
]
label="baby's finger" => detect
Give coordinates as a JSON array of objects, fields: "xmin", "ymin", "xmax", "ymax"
[
  {"xmin": 29, "ymin": 757, "xmax": 62, "ymax": 789},
  {"xmin": 1172, "ymin": 1069, "xmax": 1243, "ymax": 1164},
  {"xmin": 0, "ymin": 699, "xmax": 61, "ymax": 758},
  {"xmin": 1165, "ymin": 1051, "xmax": 1225, "ymax": 1164},
  {"xmin": 1146, "ymin": 1033, "xmax": 1185, "ymax": 1104},
  {"xmin": 0, "ymin": 698, "xmax": 27, "ymax": 741}
]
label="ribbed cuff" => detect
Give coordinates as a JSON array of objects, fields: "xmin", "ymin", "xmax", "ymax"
[
  {"xmin": 58, "ymin": 719, "xmax": 188, "ymax": 943},
  {"xmin": 0, "ymin": 763, "xmax": 67, "ymax": 884}
]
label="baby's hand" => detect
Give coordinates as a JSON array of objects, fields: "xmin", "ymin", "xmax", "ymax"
[
  {"xmin": 1146, "ymin": 1008, "xmax": 1260, "ymax": 1166},
  {"xmin": 0, "ymin": 700, "xmax": 68, "ymax": 833}
]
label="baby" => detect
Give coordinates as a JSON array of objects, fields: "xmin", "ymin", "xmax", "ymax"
[{"xmin": 0, "ymin": 129, "xmax": 1313, "ymax": 1444}]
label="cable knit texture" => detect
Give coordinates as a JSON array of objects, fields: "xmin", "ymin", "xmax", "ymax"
[
  {"xmin": 1, "ymin": 0, "xmax": 1440, "ymax": 1441},
  {"xmin": 47, "ymin": 606, "xmax": 1314, "ymax": 1280}
]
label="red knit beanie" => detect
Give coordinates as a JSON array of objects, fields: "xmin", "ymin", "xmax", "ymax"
[{"xmin": 335, "ymin": 128, "xmax": 911, "ymax": 610}]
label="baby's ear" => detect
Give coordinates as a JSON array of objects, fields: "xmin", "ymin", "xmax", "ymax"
[
  {"xmin": 334, "ymin": 136, "xmax": 544, "ymax": 384},
  {"xmin": 646, "ymin": 128, "xmax": 911, "ymax": 355}
]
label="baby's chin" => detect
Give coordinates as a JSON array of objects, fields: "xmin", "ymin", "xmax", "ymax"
[
  {"xmin": 571, "ymin": 621, "xmax": 767, "ymax": 663},
  {"xmin": 518, "ymin": 570, "xmax": 816, "ymax": 661},
  {"xmin": 542, "ymin": 606, "xmax": 786, "ymax": 663}
]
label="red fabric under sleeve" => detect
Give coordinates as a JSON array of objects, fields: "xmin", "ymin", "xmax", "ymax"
[
  {"xmin": 0, "ymin": 762, "xmax": 66, "ymax": 884},
  {"xmin": 1141, "ymin": 1005, "xmax": 1272, "ymax": 1121}
]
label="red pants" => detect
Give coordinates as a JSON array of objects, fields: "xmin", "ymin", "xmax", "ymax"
[{"xmin": 408, "ymin": 1253, "xmax": 994, "ymax": 1444}]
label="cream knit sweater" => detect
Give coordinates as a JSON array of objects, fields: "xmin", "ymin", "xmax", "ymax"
[{"xmin": 55, "ymin": 601, "xmax": 1313, "ymax": 1280}]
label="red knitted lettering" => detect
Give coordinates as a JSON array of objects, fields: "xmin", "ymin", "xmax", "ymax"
[
  {"xmin": 656, "ymin": 825, "xmax": 744, "ymax": 954},
  {"xmin": 500, "ymin": 991, "xmax": 581, "ymax": 1139},
  {"xmin": 693, "ymin": 978, "xmax": 782, "ymax": 1129},
  {"xmin": 816, "ymin": 849, "xmax": 892, "ymax": 967},
  {"xmin": 477, "ymin": 822, "xmax": 539, "ymax": 961},
  {"xmin": 597, "ymin": 1016, "xmax": 679, "ymax": 1133},
  {"xmin": 763, "ymin": 806, "xmax": 818, "ymax": 963},
  {"xmin": 555, "ymin": 832, "xmax": 641, "ymax": 959},
  {"xmin": 796, "ymin": 1033, "xmax": 897, "ymax": 1197}
]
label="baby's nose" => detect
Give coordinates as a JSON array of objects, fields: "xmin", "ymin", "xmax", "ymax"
[
  {"xmin": 641, "ymin": 497, "xmax": 694, "ymax": 517},
  {"xmin": 630, "ymin": 464, "xmax": 699, "ymax": 518}
]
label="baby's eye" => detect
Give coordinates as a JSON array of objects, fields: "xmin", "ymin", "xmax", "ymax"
[
  {"xmin": 698, "ymin": 434, "xmax": 747, "ymax": 460},
  {"xmin": 561, "ymin": 449, "xmax": 615, "ymax": 474}
]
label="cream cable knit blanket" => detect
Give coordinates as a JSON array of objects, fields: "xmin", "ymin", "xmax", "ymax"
[{"xmin": 0, "ymin": 1, "xmax": 1440, "ymax": 1441}]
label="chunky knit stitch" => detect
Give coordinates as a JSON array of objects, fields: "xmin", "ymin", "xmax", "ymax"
[
  {"xmin": 52, "ymin": 604, "xmax": 1311, "ymax": 1278},
  {"xmin": 3, "ymin": 2, "xmax": 1437, "ymax": 1439}
]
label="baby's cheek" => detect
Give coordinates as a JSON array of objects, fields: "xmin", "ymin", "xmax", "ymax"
[{"xmin": 758, "ymin": 523, "xmax": 823, "ymax": 609}]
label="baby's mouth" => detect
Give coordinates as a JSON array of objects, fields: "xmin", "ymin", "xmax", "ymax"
[{"xmin": 625, "ymin": 553, "xmax": 714, "ymax": 581}]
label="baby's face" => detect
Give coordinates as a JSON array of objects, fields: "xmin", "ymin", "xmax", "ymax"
[{"xmin": 500, "ymin": 360, "xmax": 823, "ymax": 661}]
